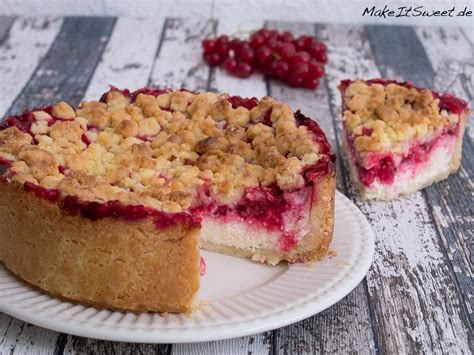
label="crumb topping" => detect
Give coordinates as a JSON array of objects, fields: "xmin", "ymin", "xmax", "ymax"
[
  {"xmin": 341, "ymin": 80, "xmax": 460, "ymax": 155},
  {"xmin": 0, "ymin": 89, "xmax": 329, "ymax": 213}
]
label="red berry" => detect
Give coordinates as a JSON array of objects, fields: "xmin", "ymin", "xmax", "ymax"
[
  {"xmin": 250, "ymin": 34, "xmax": 265, "ymax": 49},
  {"xmin": 276, "ymin": 61, "xmax": 290, "ymax": 80},
  {"xmin": 202, "ymin": 39, "xmax": 216, "ymax": 53},
  {"xmin": 239, "ymin": 46, "xmax": 255, "ymax": 64},
  {"xmin": 216, "ymin": 35, "xmax": 229, "ymax": 45},
  {"xmin": 224, "ymin": 58, "xmax": 238, "ymax": 73},
  {"xmin": 280, "ymin": 31, "xmax": 294, "ymax": 43},
  {"xmin": 304, "ymin": 77, "xmax": 320, "ymax": 89},
  {"xmin": 278, "ymin": 43, "xmax": 296, "ymax": 62},
  {"xmin": 257, "ymin": 29, "xmax": 272, "ymax": 41},
  {"xmin": 234, "ymin": 62, "xmax": 253, "ymax": 78},
  {"xmin": 315, "ymin": 51, "xmax": 327, "ymax": 63},
  {"xmin": 268, "ymin": 30, "xmax": 280, "ymax": 41},
  {"xmin": 306, "ymin": 42, "xmax": 327, "ymax": 59},
  {"xmin": 256, "ymin": 46, "xmax": 273, "ymax": 65},
  {"xmin": 229, "ymin": 39, "xmax": 244, "ymax": 56},
  {"xmin": 308, "ymin": 61, "xmax": 324, "ymax": 78},
  {"xmin": 291, "ymin": 51, "xmax": 311, "ymax": 65},
  {"xmin": 265, "ymin": 60, "xmax": 280, "ymax": 78},
  {"xmin": 302, "ymin": 36, "xmax": 317, "ymax": 49},
  {"xmin": 294, "ymin": 37, "xmax": 306, "ymax": 51},
  {"xmin": 216, "ymin": 42, "xmax": 229, "ymax": 60},
  {"xmin": 292, "ymin": 62, "xmax": 309, "ymax": 77},
  {"xmin": 287, "ymin": 73, "xmax": 304, "ymax": 87},
  {"xmin": 203, "ymin": 52, "xmax": 222, "ymax": 66}
]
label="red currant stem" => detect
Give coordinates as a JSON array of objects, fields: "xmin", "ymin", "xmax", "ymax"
[{"xmin": 210, "ymin": 0, "xmax": 217, "ymax": 37}]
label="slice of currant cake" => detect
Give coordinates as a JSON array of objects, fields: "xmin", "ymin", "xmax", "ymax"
[
  {"xmin": 0, "ymin": 87, "xmax": 336, "ymax": 313},
  {"xmin": 339, "ymin": 79, "xmax": 469, "ymax": 200}
]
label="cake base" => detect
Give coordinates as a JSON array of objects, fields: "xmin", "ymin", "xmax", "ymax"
[{"xmin": 0, "ymin": 181, "xmax": 201, "ymax": 313}]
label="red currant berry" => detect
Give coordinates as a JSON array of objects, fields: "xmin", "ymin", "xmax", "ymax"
[
  {"xmin": 315, "ymin": 51, "xmax": 327, "ymax": 63},
  {"xmin": 287, "ymin": 73, "xmax": 304, "ymax": 87},
  {"xmin": 268, "ymin": 30, "xmax": 280, "ymax": 40},
  {"xmin": 294, "ymin": 37, "xmax": 306, "ymax": 51},
  {"xmin": 291, "ymin": 51, "xmax": 311, "ymax": 65},
  {"xmin": 239, "ymin": 45, "xmax": 255, "ymax": 64},
  {"xmin": 265, "ymin": 60, "xmax": 280, "ymax": 78},
  {"xmin": 292, "ymin": 62, "xmax": 309, "ymax": 77},
  {"xmin": 308, "ymin": 61, "xmax": 324, "ymax": 78},
  {"xmin": 216, "ymin": 35, "xmax": 229, "ymax": 45},
  {"xmin": 224, "ymin": 58, "xmax": 238, "ymax": 73},
  {"xmin": 257, "ymin": 29, "xmax": 272, "ymax": 41},
  {"xmin": 203, "ymin": 52, "xmax": 222, "ymax": 66},
  {"xmin": 280, "ymin": 31, "xmax": 294, "ymax": 43},
  {"xmin": 250, "ymin": 34, "xmax": 265, "ymax": 49},
  {"xmin": 304, "ymin": 77, "xmax": 320, "ymax": 89},
  {"xmin": 302, "ymin": 36, "xmax": 317, "ymax": 49},
  {"xmin": 256, "ymin": 46, "xmax": 273, "ymax": 65},
  {"xmin": 229, "ymin": 39, "xmax": 243, "ymax": 56},
  {"xmin": 276, "ymin": 61, "xmax": 290, "ymax": 80},
  {"xmin": 202, "ymin": 39, "xmax": 216, "ymax": 53},
  {"xmin": 278, "ymin": 43, "xmax": 296, "ymax": 62},
  {"xmin": 234, "ymin": 62, "xmax": 253, "ymax": 78}
]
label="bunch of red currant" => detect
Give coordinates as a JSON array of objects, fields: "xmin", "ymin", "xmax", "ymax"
[{"xmin": 202, "ymin": 28, "xmax": 327, "ymax": 89}]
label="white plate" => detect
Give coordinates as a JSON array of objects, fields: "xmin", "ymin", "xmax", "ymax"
[{"xmin": 0, "ymin": 191, "xmax": 374, "ymax": 343}]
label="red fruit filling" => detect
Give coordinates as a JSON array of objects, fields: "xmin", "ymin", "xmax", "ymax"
[{"xmin": 200, "ymin": 257, "xmax": 206, "ymax": 276}]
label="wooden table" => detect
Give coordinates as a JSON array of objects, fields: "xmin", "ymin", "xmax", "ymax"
[{"xmin": 0, "ymin": 16, "xmax": 472, "ymax": 354}]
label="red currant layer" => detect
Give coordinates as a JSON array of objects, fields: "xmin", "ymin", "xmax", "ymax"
[
  {"xmin": 192, "ymin": 184, "xmax": 312, "ymax": 234},
  {"xmin": 202, "ymin": 29, "xmax": 327, "ymax": 90}
]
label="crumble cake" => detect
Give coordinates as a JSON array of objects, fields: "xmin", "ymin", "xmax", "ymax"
[
  {"xmin": 0, "ymin": 87, "xmax": 336, "ymax": 312},
  {"xmin": 339, "ymin": 79, "xmax": 469, "ymax": 200}
]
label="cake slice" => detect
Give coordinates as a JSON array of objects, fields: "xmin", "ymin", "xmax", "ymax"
[
  {"xmin": 339, "ymin": 79, "xmax": 469, "ymax": 200},
  {"xmin": 0, "ymin": 87, "xmax": 335, "ymax": 312}
]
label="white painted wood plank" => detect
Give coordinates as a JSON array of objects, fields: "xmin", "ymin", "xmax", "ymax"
[
  {"xmin": 0, "ymin": 17, "xmax": 63, "ymax": 118},
  {"xmin": 415, "ymin": 26, "xmax": 473, "ymax": 139},
  {"xmin": 321, "ymin": 24, "xmax": 471, "ymax": 353},
  {"xmin": 83, "ymin": 17, "xmax": 165, "ymax": 101},
  {"xmin": 173, "ymin": 18, "xmax": 271, "ymax": 355},
  {"xmin": 0, "ymin": 313, "xmax": 57, "ymax": 355},
  {"xmin": 148, "ymin": 17, "xmax": 213, "ymax": 91}
]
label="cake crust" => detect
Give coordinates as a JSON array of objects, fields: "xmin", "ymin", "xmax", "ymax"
[{"xmin": 0, "ymin": 181, "xmax": 200, "ymax": 313}]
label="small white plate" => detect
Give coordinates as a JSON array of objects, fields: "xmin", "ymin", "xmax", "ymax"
[{"xmin": 0, "ymin": 191, "xmax": 374, "ymax": 343}]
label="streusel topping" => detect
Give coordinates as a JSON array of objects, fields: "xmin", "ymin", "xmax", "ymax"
[
  {"xmin": 341, "ymin": 80, "xmax": 460, "ymax": 155},
  {"xmin": 0, "ymin": 88, "xmax": 328, "ymax": 213}
]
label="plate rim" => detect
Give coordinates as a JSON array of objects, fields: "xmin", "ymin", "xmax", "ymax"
[{"xmin": 0, "ymin": 191, "xmax": 375, "ymax": 343}]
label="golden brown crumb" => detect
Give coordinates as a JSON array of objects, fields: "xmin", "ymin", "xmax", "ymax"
[
  {"xmin": 0, "ymin": 90, "xmax": 327, "ymax": 212},
  {"xmin": 342, "ymin": 81, "xmax": 456, "ymax": 155}
]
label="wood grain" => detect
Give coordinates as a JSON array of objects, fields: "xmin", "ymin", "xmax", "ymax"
[
  {"xmin": 83, "ymin": 17, "xmax": 166, "ymax": 101},
  {"xmin": 148, "ymin": 17, "xmax": 213, "ymax": 91},
  {"xmin": 322, "ymin": 23, "xmax": 472, "ymax": 353},
  {"xmin": 367, "ymin": 25, "xmax": 474, "ymax": 325},
  {"xmin": 5, "ymin": 17, "xmax": 116, "ymax": 116},
  {"xmin": 0, "ymin": 16, "xmax": 14, "ymax": 44},
  {"xmin": 415, "ymin": 26, "xmax": 474, "ymax": 322},
  {"xmin": 0, "ymin": 17, "xmax": 63, "ymax": 118},
  {"xmin": 266, "ymin": 21, "xmax": 377, "ymax": 354}
]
